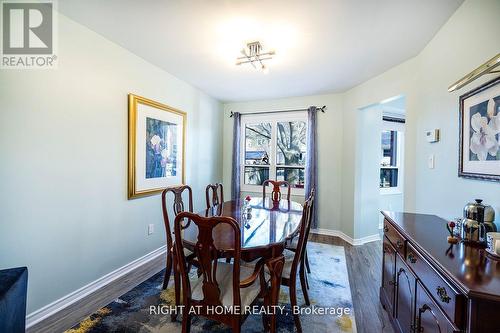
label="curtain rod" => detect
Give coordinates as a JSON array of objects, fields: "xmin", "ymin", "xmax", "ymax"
[{"xmin": 229, "ymin": 106, "xmax": 326, "ymax": 117}]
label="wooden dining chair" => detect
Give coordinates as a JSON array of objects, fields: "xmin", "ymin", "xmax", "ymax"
[
  {"xmin": 173, "ymin": 212, "xmax": 276, "ymax": 333},
  {"xmin": 161, "ymin": 185, "xmax": 194, "ymax": 320},
  {"xmin": 286, "ymin": 187, "xmax": 315, "ymax": 276},
  {"xmin": 262, "ymin": 180, "xmax": 291, "ymax": 202},
  {"xmin": 205, "ymin": 183, "xmax": 224, "ymax": 209},
  {"xmin": 286, "ymin": 239, "xmax": 312, "ymax": 276},
  {"xmin": 280, "ymin": 189, "xmax": 315, "ymax": 333}
]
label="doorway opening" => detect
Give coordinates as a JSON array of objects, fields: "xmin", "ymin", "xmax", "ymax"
[
  {"xmin": 354, "ymin": 95, "xmax": 406, "ymax": 239},
  {"xmin": 379, "ymin": 96, "xmax": 406, "ymax": 226}
]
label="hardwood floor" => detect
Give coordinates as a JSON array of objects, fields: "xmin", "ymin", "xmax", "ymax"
[
  {"xmin": 32, "ymin": 235, "xmax": 393, "ymax": 333},
  {"xmin": 310, "ymin": 234, "xmax": 394, "ymax": 333},
  {"xmin": 27, "ymin": 254, "xmax": 166, "ymax": 333}
]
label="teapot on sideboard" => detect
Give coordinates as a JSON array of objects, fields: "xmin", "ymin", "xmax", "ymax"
[{"xmin": 461, "ymin": 199, "xmax": 496, "ymax": 245}]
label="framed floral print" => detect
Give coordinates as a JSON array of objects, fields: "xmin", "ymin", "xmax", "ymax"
[
  {"xmin": 459, "ymin": 77, "xmax": 500, "ymax": 182},
  {"xmin": 128, "ymin": 94, "xmax": 186, "ymax": 199}
]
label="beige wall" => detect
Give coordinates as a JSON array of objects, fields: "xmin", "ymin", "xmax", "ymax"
[{"xmin": 0, "ymin": 14, "xmax": 223, "ymax": 313}]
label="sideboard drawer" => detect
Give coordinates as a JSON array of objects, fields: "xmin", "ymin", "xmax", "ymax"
[
  {"xmin": 383, "ymin": 219, "xmax": 406, "ymax": 257},
  {"xmin": 406, "ymin": 243, "xmax": 464, "ymax": 327},
  {"xmin": 416, "ymin": 280, "xmax": 460, "ymax": 333}
]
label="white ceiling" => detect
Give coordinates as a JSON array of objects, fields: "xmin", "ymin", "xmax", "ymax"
[{"xmin": 59, "ymin": 0, "xmax": 463, "ymax": 102}]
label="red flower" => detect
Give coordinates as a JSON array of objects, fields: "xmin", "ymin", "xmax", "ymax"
[
  {"xmin": 245, "ymin": 195, "xmax": 251, "ymax": 201},
  {"xmin": 449, "ymin": 221, "xmax": 456, "ymax": 228}
]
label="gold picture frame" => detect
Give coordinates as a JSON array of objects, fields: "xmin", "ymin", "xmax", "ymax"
[{"xmin": 128, "ymin": 93, "xmax": 186, "ymax": 199}]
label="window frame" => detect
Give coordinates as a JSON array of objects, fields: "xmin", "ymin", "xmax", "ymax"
[
  {"xmin": 240, "ymin": 111, "xmax": 308, "ymax": 196},
  {"xmin": 380, "ymin": 120, "xmax": 404, "ymax": 195}
]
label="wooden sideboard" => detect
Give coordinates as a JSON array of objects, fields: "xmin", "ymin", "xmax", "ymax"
[{"xmin": 380, "ymin": 212, "xmax": 500, "ymax": 333}]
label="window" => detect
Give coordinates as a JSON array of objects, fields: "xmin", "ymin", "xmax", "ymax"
[
  {"xmin": 380, "ymin": 125, "xmax": 404, "ymax": 193},
  {"xmin": 241, "ymin": 112, "xmax": 307, "ymax": 194}
]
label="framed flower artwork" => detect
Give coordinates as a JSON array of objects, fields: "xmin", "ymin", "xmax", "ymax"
[
  {"xmin": 128, "ymin": 94, "xmax": 186, "ymax": 199},
  {"xmin": 459, "ymin": 77, "xmax": 500, "ymax": 182}
]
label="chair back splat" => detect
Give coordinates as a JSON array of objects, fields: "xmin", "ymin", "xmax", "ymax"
[
  {"xmin": 174, "ymin": 212, "xmax": 242, "ymax": 309},
  {"xmin": 262, "ymin": 180, "xmax": 291, "ymax": 203},
  {"xmin": 205, "ymin": 183, "xmax": 224, "ymax": 209},
  {"xmin": 161, "ymin": 185, "xmax": 194, "ymax": 250},
  {"xmin": 160, "ymin": 185, "xmax": 194, "ymax": 294}
]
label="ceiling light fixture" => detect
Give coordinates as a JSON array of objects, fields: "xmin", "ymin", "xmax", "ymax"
[{"xmin": 236, "ymin": 41, "xmax": 275, "ymax": 73}]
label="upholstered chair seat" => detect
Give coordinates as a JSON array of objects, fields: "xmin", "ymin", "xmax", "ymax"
[
  {"xmin": 169, "ymin": 244, "xmax": 194, "ymax": 257},
  {"xmin": 287, "ymin": 237, "xmax": 299, "ymax": 250},
  {"xmin": 191, "ymin": 262, "xmax": 267, "ymax": 308},
  {"xmin": 280, "ymin": 249, "xmax": 297, "ymax": 279},
  {"xmin": 241, "ymin": 249, "xmax": 295, "ymax": 278}
]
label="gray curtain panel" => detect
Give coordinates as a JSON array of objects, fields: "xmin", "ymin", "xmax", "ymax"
[
  {"xmin": 305, "ymin": 106, "xmax": 318, "ymax": 228},
  {"xmin": 231, "ymin": 112, "xmax": 242, "ymax": 200}
]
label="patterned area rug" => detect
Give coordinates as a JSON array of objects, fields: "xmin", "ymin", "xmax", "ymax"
[{"xmin": 66, "ymin": 242, "xmax": 356, "ymax": 333}]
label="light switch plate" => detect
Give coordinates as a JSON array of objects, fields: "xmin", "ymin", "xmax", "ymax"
[
  {"xmin": 428, "ymin": 154, "xmax": 435, "ymax": 169},
  {"xmin": 148, "ymin": 224, "xmax": 154, "ymax": 235}
]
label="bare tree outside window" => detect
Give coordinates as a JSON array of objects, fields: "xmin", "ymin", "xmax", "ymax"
[
  {"xmin": 244, "ymin": 121, "xmax": 306, "ymax": 187},
  {"xmin": 276, "ymin": 121, "xmax": 306, "ymax": 187},
  {"xmin": 244, "ymin": 123, "xmax": 271, "ymax": 185}
]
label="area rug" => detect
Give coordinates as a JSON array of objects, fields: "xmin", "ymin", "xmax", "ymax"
[{"xmin": 66, "ymin": 242, "xmax": 357, "ymax": 333}]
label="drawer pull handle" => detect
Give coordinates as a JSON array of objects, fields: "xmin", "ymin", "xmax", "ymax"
[
  {"xmin": 417, "ymin": 304, "xmax": 439, "ymax": 332},
  {"xmin": 436, "ymin": 286, "xmax": 451, "ymax": 303},
  {"xmin": 383, "ymin": 225, "xmax": 389, "ymax": 232},
  {"xmin": 396, "ymin": 240, "xmax": 404, "ymax": 249},
  {"xmin": 408, "ymin": 253, "xmax": 417, "ymax": 263}
]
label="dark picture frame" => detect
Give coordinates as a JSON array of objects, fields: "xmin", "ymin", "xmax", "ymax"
[{"xmin": 458, "ymin": 76, "xmax": 500, "ymax": 182}]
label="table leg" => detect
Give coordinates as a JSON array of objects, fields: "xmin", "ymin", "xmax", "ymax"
[{"xmin": 265, "ymin": 255, "xmax": 285, "ymax": 333}]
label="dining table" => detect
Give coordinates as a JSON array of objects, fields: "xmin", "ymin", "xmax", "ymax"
[{"xmin": 181, "ymin": 196, "xmax": 304, "ymax": 331}]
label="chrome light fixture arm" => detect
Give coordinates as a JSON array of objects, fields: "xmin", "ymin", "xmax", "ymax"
[{"xmin": 448, "ymin": 53, "xmax": 500, "ymax": 92}]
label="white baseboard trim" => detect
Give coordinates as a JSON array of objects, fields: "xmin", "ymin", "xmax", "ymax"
[
  {"xmin": 25, "ymin": 229, "xmax": 377, "ymax": 328},
  {"xmin": 312, "ymin": 228, "xmax": 380, "ymax": 246},
  {"xmin": 26, "ymin": 245, "xmax": 167, "ymax": 329}
]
